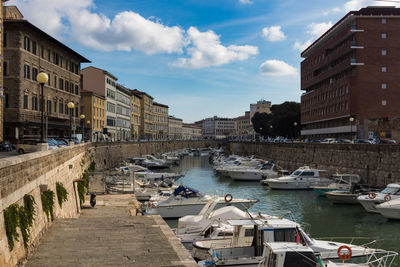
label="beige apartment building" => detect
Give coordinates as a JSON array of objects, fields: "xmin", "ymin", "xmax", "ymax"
[
  {"xmin": 132, "ymin": 89, "xmax": 154, "ymax": 139},
  {"xmin": 0, "ymin": 0, "xmax": 8, "ymax": 141},
  {"xmin": 250, "ymin": 100, "xmax": 271, "ymax": 121},
  {"xmin": 80, "ymin": 90, "xmax": 105, "ymax": 141},
  {"xmin": 81, "ymin": 66, "xmax": 118, "ymax": 141},
  {"xmin": 168, "ymin": 116, "xmax": 183, "ymax": 140},
  {"xmin": 236, "ymin": 111, "xmax": 251, "ymax": 135},
  {"xmin": 153, "ymin": 102, "xmax": 169, "ymax": 140},
  {"xmin": 3, "ymin": 6, "xmax": 90, "ymax": 141},
  {"xmin": 182, "ymin": 123, "xmax": 202, "ymax": 140},
  {"xmin": 130, "ymin": 90, "xmax": 141, "ymax": 139}
]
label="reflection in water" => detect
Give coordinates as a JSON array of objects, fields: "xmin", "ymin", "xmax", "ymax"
[{"xmin": 168, "ymin": 156, "xmax": 400, "ymax": 266}]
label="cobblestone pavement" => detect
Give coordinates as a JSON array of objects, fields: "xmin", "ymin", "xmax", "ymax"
[{"xmin": 25, "ymin": 195, "xmax": 197, "ymax": 267}]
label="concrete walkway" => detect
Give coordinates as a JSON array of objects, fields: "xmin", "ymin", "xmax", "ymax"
[{"xmin": 24, "ymin": 195, "xmax": 197, "ymax": 267}]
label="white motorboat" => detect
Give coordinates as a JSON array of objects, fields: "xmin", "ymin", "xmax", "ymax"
[
  {"xmin": 228, "ymin": 162, "xmax": 277, "ymax": 181},
  {"xmin": 376, "ymin": 198, "xmax": 400, "ymax": 220},
  {"xmin": 134, "ymin": 171, "xmax": 183, "ymax": 183},
  {"xmin": 193, "ymin": 218, "xmax": 375, "ymax": 262},
  {"xmin": 325, "ymin": 191, "xmax": 361, "ymax": 205},
  {"xmin": 357, "ymin": 183, "xmax": 400, "ymax": 213},
  {"xmin": 313, "ymin": 174, "xmax": 361, "ymax": 196},
  {"xmin": 145, "ymin": 185, "xmax": 259, "ymax": 218},
  {"xmin": 263, "ymin": 166, "xmax": 332, "ymax": 190}
]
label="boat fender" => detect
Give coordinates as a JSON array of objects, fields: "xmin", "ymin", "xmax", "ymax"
[
  {"xmin": 337, "ymin": 245, "xmax": 352, "ymax": 261},
  {"xmin": 224, "ymin": 193, "xmax": 233, "ymax": 202},
  {"xmin": 384, "ymin": 194, "xmax": 392, "ymax": 202},
  {"xmin": 368, "ymin": 192, "xmax": 376, "ymax": 199}
]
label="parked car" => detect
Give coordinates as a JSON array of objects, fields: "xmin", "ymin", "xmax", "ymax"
[
  {"xmin": 321, "ymin": 138, "xmax": 337, "ymax": 143},
  {"xmin": 0, "ymin": 141, "xmax": 12, "ymax": 151},
  {"xmin": 377, "ymin": 138, "xmax": 397, "ymax": 144},
  {"xmin": 336, "ymin": 139, "xmax": 351, "ymax": 144},
  {"xmin": 352, "ymin": 139, "xmax": 371, "ymax": 144},
  {"xmin": 16, "ymin": 139, "xmax": 40, "ymax": 154}
]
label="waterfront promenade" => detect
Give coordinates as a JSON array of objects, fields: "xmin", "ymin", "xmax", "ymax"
[{"xmin": 24, "ymin": 195, "xmax": 197, "ymax": 267}]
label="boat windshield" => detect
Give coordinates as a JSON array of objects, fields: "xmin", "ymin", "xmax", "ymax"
[
  {"xmin": 283, "ymin": 252, "xmax": 317, "ymax": 267},
  {"xmin": 291, "ymin": 171, "xmax": 302, "ymax": 176},
  {"xmin": 381, "ymin": 187, "xmax": 400, "ymax": 194}
]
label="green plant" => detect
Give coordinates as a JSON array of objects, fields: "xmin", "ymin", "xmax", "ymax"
[
  {"xmin": 56, "ymin": 182, "xmax": 69, "ymax": 208},
  {"xmin": 88, "ymin": 161, "xmax": 96, "ymax": 171},
  {"xmin": 41, "ymin": 190, "xmax": 55, "ymax": 221},
  {"xmin": 20, "ymin": 194, "xmax": 36, "ymax": 248},
  {"xmin": 4, "ymin": 204, "xmax": 20, "ymax": 250},
  {"xmin": 77, "ymin": 181, "xmax": 86, "ymax": 206}
]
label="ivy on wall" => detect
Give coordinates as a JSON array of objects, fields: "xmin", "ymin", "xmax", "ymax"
[
  {"xmin": 56, "ymin": 182, "xmax": 68, "ymax": 208},
  {"xmin": 41, "ymin": 190, "xmax": 55, "ymax": 221},
  {"xmin": 3, "ymin": 194, "xmax": 37, "ymax": 250}
]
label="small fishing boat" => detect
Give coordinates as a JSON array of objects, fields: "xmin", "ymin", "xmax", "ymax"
[
  {"xmin": 313, "ymin": 174, "xmax": 361, "ymax": 197},
  {"xmin": 325, "ymin": 191, "xmax": 362, "ymax": 205},
  {"xmin": 358, "ymin": 183, "xmax": 400, "ymax": 213}
]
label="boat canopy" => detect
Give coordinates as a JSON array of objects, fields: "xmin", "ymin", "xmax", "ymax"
[{"xmin": 173, "ymin": 185, "xmax": 203, "ymax": 198}]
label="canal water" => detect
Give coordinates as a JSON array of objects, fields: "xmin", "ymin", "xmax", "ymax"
[{"xmin": 167, "ymin": 156, "xmax": 400, "ymax": 266}]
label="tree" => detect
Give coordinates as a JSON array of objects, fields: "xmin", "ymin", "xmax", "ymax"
[{"xmin": 251, "ymin": 112, "xmax": 273, "ymax": 137}]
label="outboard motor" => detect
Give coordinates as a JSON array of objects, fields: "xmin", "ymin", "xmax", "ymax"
[{"xmin": 90, "ymin": 193, "xmax": 96, "ymax": 208}]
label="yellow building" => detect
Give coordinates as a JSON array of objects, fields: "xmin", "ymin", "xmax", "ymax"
[
  {"xmin": 153, "ymin": 102, "xmax": 169, "ymax": 140},
  {"xmin": 133, "ymin": 89, "xmax": 154, "ymax": 139},
  {"xmin": 130, "ymin": 90, "xmax": 141, "ymax": 140},
  {"xmin": 80, "ymin": 90, "xmax": 106, "ymax": 141},
  {"xmin": 236, "ymin": 111, "xmax": 251, "ymax": 135}
]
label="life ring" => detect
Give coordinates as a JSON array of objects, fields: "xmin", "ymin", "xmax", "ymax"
[
  {"xmin": 337, "ymin": 245, "xmax": 352, "ymax": 261},
  {"xmin": 224, "ymin": 194, "xmax": 233, "ymax": 203},
  {"xmin": 384, "ymin": 194, "xmax": 392, "ymax": 202},
  {"xmin": 368, "ymin": 192, "xmax": 376, "ymax": 199}
]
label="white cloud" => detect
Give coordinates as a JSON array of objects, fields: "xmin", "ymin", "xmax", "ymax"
[
  {"xmin": 262, "ymin": 26, "xmax": 286, "ymax": 42},
  {"xmin": 293, "ymin": 21, "xmax": 333, "ymax": 52},
  {"xmin": 324, "ymin": 0, "xmax": 400, "ymax": 15},
  {"xmin": 239, "ymin": 0, "xmax": 253, "ymax": 4},
  {"xmin": 259, "ymin": 60, "xmax": 297, "ymax": 76},
  {"xmin": 172, "ymin": 27, "xmax": 259, "ymax": 69}
]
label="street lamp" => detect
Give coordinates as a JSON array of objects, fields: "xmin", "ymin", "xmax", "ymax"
[
  {"xmin": 37, "ymin": 72, "xmax": 48, "ymax": 142},
  {"xmin": 67, "ymin": 102, "xmax": 75, "ymax": 141},
  {"xmin": 349, "ymin": 117, "xmax": 355, "ymax": 140},
  {"xmin": 86, "ymin": 120, "xmax": 91, "ymax": 142},
  {"xmin": 80, "ymin": 114, "xmax": 85, "ymax": 142}
]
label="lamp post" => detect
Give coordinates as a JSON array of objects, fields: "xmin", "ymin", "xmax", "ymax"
[
  {"xmin": 37, "ymin": 72, "xmax": 48, "ymax": 142},
  {"xmin": 86, "ymin": 120, "xmax": 91, "ymax": 142},
  {"xmin": 80, "ymin": 114, "xmax": 85, "ymax": 142},
  {"xmin": 349, "ymin": 117, "xmax": 355, "ymax": 140},
  {"xmin": 293, "ymin": 122, "xmax": 298, "ymax": 139},
  {"xmin": 67, "ymin": 102, "xmax": 75, "ymax": 141}
]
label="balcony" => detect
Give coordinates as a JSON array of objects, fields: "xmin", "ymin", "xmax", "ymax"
[
  {"xmin": 350, "ymin": 58, "xmax": 364, "ymax": 66},
  {"xmin": 350, "ymin": 40, "xmax": 364, "ymax": 49},
  {"xmin": 350, "ymin": 24, "xmax": 364, "ymax": 32}
]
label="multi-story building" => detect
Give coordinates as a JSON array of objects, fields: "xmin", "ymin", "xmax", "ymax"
[
  {"xmin": 300, "ymin": 6, "xmax": 400, "ymax": 139},
  {"xmin": 250, "ymin": 100, "xmax": 271, "ymax": 121},
  {"xmin": 80, "ymin": 90, "xmax": 105, "ymax": 141},
  {"xmin": 81, "ymin": 66, "xmax": 118, "ymax": 141},
  {"xmin": 132, "ymin": 89, "xmax": 154, "ymax": 139},
  {"xmin": 235, "ymin": 111, "xmax": 251, "ymax": 135},
  {"xmin": 182, "ymin": 123, "xmax": 202, "ymax": 140},
  {"xmin": 0, "ymin": 0, "xmax": 8, "ymax": 142},
  {"xmin": 153, "ymin": 102, "xmax": 169, "ymax": 140},
  {"xmin": 168, "ymin": 116, "xmax": 183, "ymax": 140},
  {"xmin": 203, "ymin": 116, "xmax": 236, "ymax": 139},
  {"xmin": 3, "ymin": 6, "xmax": 90, "ymax": 141},
  {"xmin": 130, "ymin": 90, "xmax": 141, "ymax": 140},
  {"xmin": 115, "ymin": 84, "xmax": 131, "ymax": 141}
]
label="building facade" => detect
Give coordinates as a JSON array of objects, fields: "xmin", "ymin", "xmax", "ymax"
[
  {"xmin": 3, "ymin": 6, "xmax": 90, "ymax": 141},
  {"xmin": 182, "ymin": 123, "xmax": 202, "ymax": 140},
  {"xmin": 250, "ymin": 100, "xmax": 271, "ymax": 122},
  {"xmin": 130, "ymin": 90, "xmax": 141, "ymax": 140},
  {"xmin": 80, "ymin": 90, "xmax": 105, "ymax": 141},
  {"xmin": 301, "ymin": 7, "xmax": 400, "ymax": 140},
  {"xmin": 203, "ymin": 116, "xmax": 236, "ymax": 139},
  {"xmin": 168, "ymin": 116, "xmax": 182, "ymax": 140},
  {"xmin": 116, "ymin": 84, "xmax": 131, "ymax": 141},
  {"xmin": 81, "ymin": 66, "xmax": 118, "ymax": 141},
  {"xmin": 0, "ymin": 1, "xmax": 8, "ymax": 142},
  {"xmin": 153, "ymin": 102, "xmax": 169, "ymax": 140},
  {"xmin": 235, "ymin": 111, "xmax": 251, "ymax": 135},
  {"xmin": 133, "ymin": 90, "xmax": 154, "ymax": 139}
]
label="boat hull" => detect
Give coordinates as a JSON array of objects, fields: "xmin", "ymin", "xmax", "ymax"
[
  {"xmin": 325, "ymin": 192, "xmax": 360, "ymax": 205},
  {"xmin": 313, "ymin": 187, "xmax": 337, "ymax": 196},
  {"xmin": 377, "ymin": 207, "xmax": 400, "ymax": 220},
  {"xmin": 358, "ymin": 199, "xmax": 381, "ymax": 213},
  {"xmin": 266, "ymin": 179, "xmax": 331, "ymax": 190}
]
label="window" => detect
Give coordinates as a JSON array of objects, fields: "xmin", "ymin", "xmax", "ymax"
[
  {"xmin": 382, "ymin": 83, "xmax": 387, "ymax": 89},
  {"xmin": 4, "ymin": 93, "xmax": 8, "ymax": 108},
  {"xmin": 32, "ymin": 68, "xmax": 38, "ymax": 81},
  {"xmin": 41, "ymin": 46, "xmax": 44, "ymax": 58},
  {"xmin": 107, "ymin": 102, "xmax": 115, "ymax": 113},
  {"xmin": 381, "ymin": 50, "xmax": 387, "ymax": 56},
  {"xmin": 382, "ymin": 18, "xmax": 387, "ymax": 24},
  {"xmin": 3, "ymin": 33, "xmax": 6, "ymax": 47},
  {"xmin": 59, "ymin": 78, "xmax": 64, "ymax": 90},
  {"xmin": 47, "ymin": 100, "xmax": 51, "ymax": 114},
  {"xmin": 3, "ymin": 61, "xmax": 7, "ymax": 76},
  {"xmin": 23, "ymin": 95, "xmax": 28, "ymax": 109},
  {"xmin": 48, "ymin": 74, "xmax": 51, "ymax": 86},
  {"xmin": 54, "ymin": 76, "xmax": 57, "ymax": 88},
  {"xmin": 54, "ymin": 101, "xmax": 57, "ymax": 113},
  {"xmin": 65, "ymin": 104, "xmax": 69, "ymax": 115},
  {"xmin": 32, "ymin": 96, "xmax": 38, "ymax": 110},
  {"xmin": 381, "ymin": 33, "xmax": 387, "ymax": 39},
  {"xmin": 48, "ymin": 49, "xmax": 51, "ymax": 61},
  {"xmin": 274, "ymin": 228, "xmax": 298, "ymax": 242},
  {"xmin": 24, "ymin": 65, "xmax": 30, "ymax": 79},
  {"xmin": 53, "ymin": 52, "xmax": 59, "ymax": 65},
  {"xmin": 65, "ymin": 81, "xmax": 69, "ymax": 92},
  {"xmin": 75, "ymin": 85, "xmax": 79, "ymax": 95},
  {"xmin": 75, "ymin": 107, "xmax": 79, "ymax": 117},
  {"xmin": 382, "ymin": 67, "xmax": 387, "ymax": 72},
  {"xmin": 60, "ymin": 56, "xmax": 63, "ymax": 67},
  {"xmin": 59, "ymin": 102, "xmax": 64, "ymax": 114},
  {"xmin": 24, "ymin": 36, "xmax": 30, "ymax": 51},
  {"xmin": 32, "ymin": 41, "xmax": 37, "ymax": 55},
  {"xmin": 70, "ymin": 83, "xmax": 73, "ymax": 93},
  {"xmin": 382, "ymin": 100, "xmax": 387, "ymax": 106}
]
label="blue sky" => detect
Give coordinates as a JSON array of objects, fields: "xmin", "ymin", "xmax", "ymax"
[{"xmin": 8, "ymin": 0, "xmax": 398, "ymax": 123}]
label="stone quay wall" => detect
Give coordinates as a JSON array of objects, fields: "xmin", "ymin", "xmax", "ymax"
[
  {"xmin": 0, "ymin": 140, "xmax": 216, "ymax": 266},
  {"xmin": 226, "ymin": 142, "xmax": 400, "ymax": 187}
]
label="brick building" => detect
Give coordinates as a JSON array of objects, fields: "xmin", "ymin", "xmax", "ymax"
[
  {"xmin": 3, "ymin": 6, "xmax": 90, "ymax": 141},
  {"xmin": 153, "ymin": 102, "xmax": 169, "ymax": 140},
  {"xmin": 301, "ymin": 6, "xmax": 400, "ymax": 139}
]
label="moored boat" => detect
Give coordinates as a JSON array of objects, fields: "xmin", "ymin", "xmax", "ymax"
[
  {"xmin": 376, "ymin": 198, "xmax": 400, "ymax": 220},
  {"xmin": 313, "ymin": 174, "xmax": 361, "ymax": 196},
  {"xmin": 357, "ymin": 183, "xmax": 400, "ymax": 213}
]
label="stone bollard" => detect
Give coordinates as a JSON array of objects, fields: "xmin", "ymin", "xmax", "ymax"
[{"xmin": 36, "ymin": 142, "xmax": 49, "ymax": 151}]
